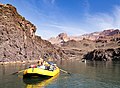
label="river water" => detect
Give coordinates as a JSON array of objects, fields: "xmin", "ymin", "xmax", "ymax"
[{"xmin": 0, "ymin": 60, "xmax": 120, "ymax": 88}]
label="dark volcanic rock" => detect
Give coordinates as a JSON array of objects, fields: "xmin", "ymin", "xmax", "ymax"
[
  {"xmin": 0, "ymin": 4, "xmax": 65, "ymax": 63},
  {"xmin": 83, "ymin": 48, "xmax": 120, "ymax": 61}
]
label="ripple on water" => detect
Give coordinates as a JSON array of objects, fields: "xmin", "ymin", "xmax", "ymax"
[{"xmin": 47, "ymin": 73, "xmax": 120, "ymax": 88}]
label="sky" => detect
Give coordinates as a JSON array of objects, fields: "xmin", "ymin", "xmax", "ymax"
[{"xmin": 1, "ymin": 0, "xmax": 120, "ymax": 39}]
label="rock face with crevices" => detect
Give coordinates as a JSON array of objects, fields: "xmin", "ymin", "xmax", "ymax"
[
  {"xmin": 83, "ymin": 48, "xmax": 120, "ymax": 61},
  {"xmin": 0, "ymin": 4, "xmax": 66, "ymax": 63},
  {"xmin": 48, "ymin": 30, "xmax": 120, "ymax": 61}
]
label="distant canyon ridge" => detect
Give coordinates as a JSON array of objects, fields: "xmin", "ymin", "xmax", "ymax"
[
  {"xmin": 48, "ymin": 29, "xmax": 120, "ymax": 61},
  {"xmin": 0, "ymin": 4, "xmax": 120, "ymax": 63},
  {"xmin": 49, "ymin": 29, "xmax": 120, "ymax": 44}
]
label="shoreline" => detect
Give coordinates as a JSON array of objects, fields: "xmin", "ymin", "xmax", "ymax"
[{"xmin": 0, "ymin": 60, "xmax": 39, "ymax": 65}]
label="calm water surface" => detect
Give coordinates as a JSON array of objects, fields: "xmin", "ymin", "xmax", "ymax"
[{"xmin": 0, "ymin": 60, "xmax": 120, "ymax": 88}]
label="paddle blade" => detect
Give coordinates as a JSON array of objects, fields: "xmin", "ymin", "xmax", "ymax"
[
  {"xmin": 60, "ymin": 69, "xmax": 71, "ymax": 75},
  {"xmin": 12, "ymin": 72, "xmax": 18, "ymax": 75},
  {"xmin": 11, "ymin": 70, "xmax": 24, "ymax": 75}
]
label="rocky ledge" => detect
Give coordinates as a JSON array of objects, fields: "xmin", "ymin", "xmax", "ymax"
[{"xmin": 83, "ymin": 48, "xmax": 120, "ymax": 61}]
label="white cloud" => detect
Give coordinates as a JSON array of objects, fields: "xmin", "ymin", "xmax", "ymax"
[
  {"xmin": 42, "ymin": 23, "xmax": 87, "ymax": 35},
  {"xmin": 85, "ymin": 6, "xmax": 120, "ymax": 31},
  {"xmin": 20, "ymin": 0, "xmax": 120, "ymax": 39},
  {"xmin": 113, "ymin": 6, "xmax": 120, "ymax": 27},
  {"xmin": 36, "ymin": 28, "xmax": 58, "ymax": 39}
]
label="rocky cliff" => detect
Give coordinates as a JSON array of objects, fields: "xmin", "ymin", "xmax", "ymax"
[
  {"xmin": 49, "ymin": 33, "xmax": 70, "ymax": 44},
  {"xmin": 83, "ymin": 48, "xmax": 120, "ymax": 61},
  {"xmin": 0, "ymin": 4, "xmax": 65, "ymax": 63},
  {"xmin": 49, "ymin": 29, "xmax": 120, "ymax": 44},
  {"xmin": 82, "ymin": 31, "xmax": 120, "ymax": 61},
  {"xmin": 48, "ymin": 29, "xmax": 120, "ymax": 61}
]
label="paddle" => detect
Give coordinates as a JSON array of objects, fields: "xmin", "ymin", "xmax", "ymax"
[
  {"xmin": 47, "ymin": 61, "xmax": 71, "ymax": 75},
  {"xmin": 60, "ymin": 68, "xmax": 71, "ymax": 75},
  {"xmin": 12, "ymin": 69, "xmax": 24, "ymax": 75}
]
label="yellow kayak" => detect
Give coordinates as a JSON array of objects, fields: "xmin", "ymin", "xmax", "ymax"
[{"xmin": 23, "ymin": 66, "xmax": 60, "ymax": 78}]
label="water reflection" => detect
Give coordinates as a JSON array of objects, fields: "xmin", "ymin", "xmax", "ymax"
[
  {"xmin": 23, "ymin": 74, "xmax": 59, "ymax": 88},
  {"xmin": 0, "ymin": 61, "xmax": 120, "ymax": 88}
]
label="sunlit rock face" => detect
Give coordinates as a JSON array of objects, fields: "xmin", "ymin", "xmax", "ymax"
[
  {"xmin": 49, "ymin": 33, "xmax": 70, "ymax": 45},
  {"xmin": 48, "ymin": 29, "xmax": 120, "ymax": 61},
  {"xmin": 0, "ymin": 4, "xmax": 65, "ymax": 62},
  {"xmin": 49, "ymin": 29, "xmax": 120, "ymax": 45}
]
